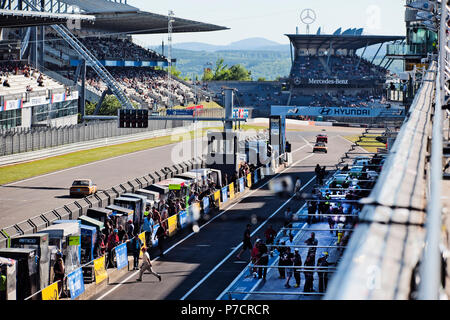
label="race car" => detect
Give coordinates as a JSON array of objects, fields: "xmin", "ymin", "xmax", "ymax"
[
  {"xmin": 70, "ymin": 179, "xmax": 97, "ymax": 197},
  {"xmin": 313, "ymin": 142, "xmax": 328, "ymax": 153},
  {"xmin": 316, "ymin": 134, "xmax": 328, "ymax": 144}
]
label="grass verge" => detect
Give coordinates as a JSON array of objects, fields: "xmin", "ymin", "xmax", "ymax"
[
  {"xmin": 0, "ymin": 125, "xmax": 270, "ymax": 186},
  {"xmin": 344, "ymin": 135, "xmax": 386, "ymax": 153}
]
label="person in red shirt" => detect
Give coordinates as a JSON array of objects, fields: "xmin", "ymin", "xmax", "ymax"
[
  {"xmin": 107, "ymin": 229, "xmax": 119, "ymax": 268},
  {"xmin": 250, "ymin": 239, "xmax": 261, "ymax": 277},
  {"xmin": 264, "ymin": 225, "xmax": 277, "ymax": 245}
]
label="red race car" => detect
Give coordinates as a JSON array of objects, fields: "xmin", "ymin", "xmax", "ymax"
[{"xmin": 316, "ymin": 134, "xmax": 328, "ymax": 143}]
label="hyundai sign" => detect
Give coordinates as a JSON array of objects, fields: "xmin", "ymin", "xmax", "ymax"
[{"xmin": 271, "ymin": 106, "xmax": 404, "ymax": 118}]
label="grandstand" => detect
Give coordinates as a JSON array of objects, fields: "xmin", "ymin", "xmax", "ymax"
[
  {"xmin": 0, "ymin": 0, "xmax": 227, "ymax": 130},
  {"xmin": 205, "ymin": 29, "xmax": 404, "ymax": 118}
]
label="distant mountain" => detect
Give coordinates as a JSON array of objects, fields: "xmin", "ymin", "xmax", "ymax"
[{"xmin": 171, "ymin": 37, "xmax": 290, "ymax": 52}]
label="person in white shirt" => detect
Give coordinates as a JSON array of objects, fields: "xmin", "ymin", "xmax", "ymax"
[
  {"xmin": 136, "ymin": 247, "xmax": 161, "ymax": 282},
  {"xmin": 285, "ymin": 233, "xmax": 295, "ymax": 253}
]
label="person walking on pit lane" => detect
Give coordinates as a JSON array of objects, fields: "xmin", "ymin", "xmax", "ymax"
[
  {"xmin": 293, "ymin": 249, "xmax": 302, "ymax": 288},
  {"xmin": 140, "ymin": 214, "xmax": 153, "ymax": 248},
  {"xmin": 257, "ymin": 241, "xmax": 269, "ymax": 281},
  {"xmin": 305, "ymin": 232, "xmax": 318, "ymax": 261},
  {"xmin": 304, "ymin": 253, "xmax": 315, "ymax": 292},
  {"xmin": 136, "ymin": 247, "xmax": 161, "ymax": 282},
  {"xmin": 130, "ymin": 234, "xmax": 143, "ymax": 270},
  {"xmin": 154, "ymin": 224, "xmax": 167, "ymax": 258},
  {"xmin": 317, "ymin": 252, "xmax": 334, "ymax": 293},
  {"xmin": 236, "ymin": 224, "xmax": 252, "ymax": 261},
  {"xmin": 264, "ymin": 225, "xmax": 277, "ymax": 246},
  {"xmin": 284, "ymin": 247, "xmax": 295, "ymax": 288}
]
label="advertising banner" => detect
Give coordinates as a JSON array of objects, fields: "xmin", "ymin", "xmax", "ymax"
[
  {"xmin": 271, "ymin": 105, "xmax": 405, "ymax": 118},
  {"xmin": 67, "ymin": 268, "xmax": 84, "ymax": 300},
  {"xmin": 93, "ymin": 256, "xmax": 107, "ymax": 284},
  {"xmin": 202, "ymin": 196, "xmax": 210, "ymax": 215},
  {"xmin": 51, "ymin": 93, "xmax": 66, "ymax": 104},
  {"xmin": 2, "ymin": 99, "xmax": 23, "ymax": 111},
  {"xmin": 239, "ymin": 177, "xmax": 245, "ymax": 193},
  {"xmin": 68, "ymin": 236, "xmax": 80, "ymax": 246},
  {"xmin": 166, "ymin": 109, "xmax": 194, "ymax": 116},
  {"xmin": 138, "ymin": 232, "xmax": 146, "ymax": 258},
  {"xmin": 179, "ymin": 210, "xmax": 188, "ymax": 229},
  {"xmin": 214, "ymin": 190, "xmax": 221, "ymax": 208},
  {"xmin": 151, "ymin": 223, "xmax": 159, "ymax": 247},
  {"xmin": 229, "ymin": 183, "xmax": 235, "ymax": 200},
  {"xmin": 221, "ymin": 186, "xmax": 228, "ymax": 204},
  {"xmin": 168, "ymin": 214, "xmax": 178, "ymax": 237},
  {"xmin": 41, "ymin": 282, "xmax": 59, "ymax": 300},
  {"xmin": 115, "ymin": 243, "xmax": 128, "ymax": 270},
  {"xmin": 247, "ymin": 174, "xmax": 252, "ymax": 188},
  {"xmin": 260, "ymin": 167, "xmax": 265, "ymax": 180}
]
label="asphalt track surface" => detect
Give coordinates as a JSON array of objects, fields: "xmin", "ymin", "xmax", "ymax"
[
  {"xmin": 0, "ymin": 135, "xmax": 207, "ymax": 228},
  {"xmin": 89, "ymin": 129, "xmax": 359, "ymax": 300}
]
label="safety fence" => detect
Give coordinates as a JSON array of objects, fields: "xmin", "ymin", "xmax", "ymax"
[
  {"xmin": 325, "ymin": 62, "xmax": 437, "ymax": 300},
  {"xmin": 18, "ymin": 155, "xmax": 287, "ymax": 300},
  {"xmin": 0, "ymin": 118, "xmax": 192, "ymax": 156}
]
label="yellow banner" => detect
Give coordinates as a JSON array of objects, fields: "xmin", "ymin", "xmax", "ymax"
[
  {"xmin": 139, "ymin": 232, "xmax": 146, "ymax": 258},
  {"xmin": 247, "ymin": 173, "xmax": 252, "ymax": 188},
  {"xmin": 94, "ymin": 256, "xmax": 108, "ymax": 284},
  {"xmin": 229, "ymin": 183, "xmax": 235, "ymax": 200},
  {"xmin": 41, "ymin": 282, "xmax": 59, "ymax": 300},
  {"xmin": 214, "ymin": 190, "xmax": 220, "ymax": 207},
  {"xmin": 168, "ymin": 214, "xmax": 178, "ymax": 237}
]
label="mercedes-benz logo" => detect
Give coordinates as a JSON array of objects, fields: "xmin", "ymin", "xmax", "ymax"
[
  {"xmin": 300, "ymin": 8, "xmax": 316, "ymax": 25},
  {"xmin": 294, "ymin": 77, "xmax": 301, "ymax": 85}
]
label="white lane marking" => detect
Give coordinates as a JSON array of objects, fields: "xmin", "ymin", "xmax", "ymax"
[
  {"xmin": 2, "ymin": 136, "xmax": 205, "ymax": 187},
  {"xmin": 96, "ymin": 144, "xmax": 310, "ymax": 300},
  {"xmin": 180, "ymin": 173, "xmax": 316, "ymax": 300}
]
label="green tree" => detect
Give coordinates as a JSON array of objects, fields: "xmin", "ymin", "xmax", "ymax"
[
  {"xmin": 228, "ymin": 64, "xmax": 251, "ymax": 81},
  {"xmin": 257, "ymin": 77, "xmax": 266, "ymax": 82},
  {"xmin": 85, "ymin": 95, "xmax": 133, "ymax": 116}
]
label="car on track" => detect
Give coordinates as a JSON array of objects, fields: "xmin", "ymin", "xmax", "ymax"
[
  {"xmin": 313, "ymin": 142, "xmax": 327, "ymax": 153},
  {"xmin": 70, "ymin": 179, "xmax": 97, "ymax": 197},
  {"xmin": 316, "ymin": 134, "xmax": 328, "ymax": 144}
]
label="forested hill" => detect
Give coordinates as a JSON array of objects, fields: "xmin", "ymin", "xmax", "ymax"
[{"xmin": 157, "ymin": 47, "xmax": 292, "ymax": 81}]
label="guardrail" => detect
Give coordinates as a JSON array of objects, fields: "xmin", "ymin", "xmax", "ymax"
[{"xmin": 325, "ymin": 62, "xmax": 437, "ymax": 300}]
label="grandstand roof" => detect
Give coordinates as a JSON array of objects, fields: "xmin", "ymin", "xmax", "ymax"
[
  {"xmin": 61, "ymin": 0, "xmax": 228, "ymax": 34},
  {"xmin": 0, "ymin": 9, "xmax": 94, "ymax": 27},
  {"xmin": 286, "ymin": 34, "xmax": 405, "ymax": 51},
  {"xmin": 82, "ymin": 11, "xmax": 228, "ymax": 34}
]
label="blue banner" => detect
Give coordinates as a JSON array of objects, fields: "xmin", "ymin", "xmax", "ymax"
[
  {"xmin": 202, "ymin": 196, "xmax": 210, "ymax": 215},
  {"xmin": 239, "ymin": 177, "xmax": 245, "ymax": 193},
  {"xmin": 115, "ymin": 243, "xmax": 128, "ymax": 270},
  {"xmin": 271, "ymin": 105, "xmax": 405, "ymax": 118},
  {"xmin": 166, "ymin": 109, "xmax": 194, "ymax": 116},
  {"xmin": 221, "ymin": 186, "xmax": 228, "ymax": 203},
  {"xmin": 179, "ymin": 210, "xmax": 188, "ymax": 229},
  {"xmin": 67, "ymin": 268, "xmax": 84, "ymax": 300},
  {"xmin": 151, "ymin": 223, "xmax": 159, "ymax": 247},
  {"xmin": 253, "ymin": 170, "xmax": 258, "ymax": 184}
]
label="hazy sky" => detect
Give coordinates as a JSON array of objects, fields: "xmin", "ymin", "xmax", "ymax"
[{"xmin": 130, "ymin": 0, "xmax": 406, "ymax": 46}]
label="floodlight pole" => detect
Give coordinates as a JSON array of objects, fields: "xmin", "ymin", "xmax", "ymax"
[{"xmin": 168, "ymin": 10, "xmax": 175, "ymax": 109}]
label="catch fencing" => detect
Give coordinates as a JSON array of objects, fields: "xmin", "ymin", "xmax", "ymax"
[{"xmin": 0, "ymin": 108, "xmax": 225, "ymax": 156}]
